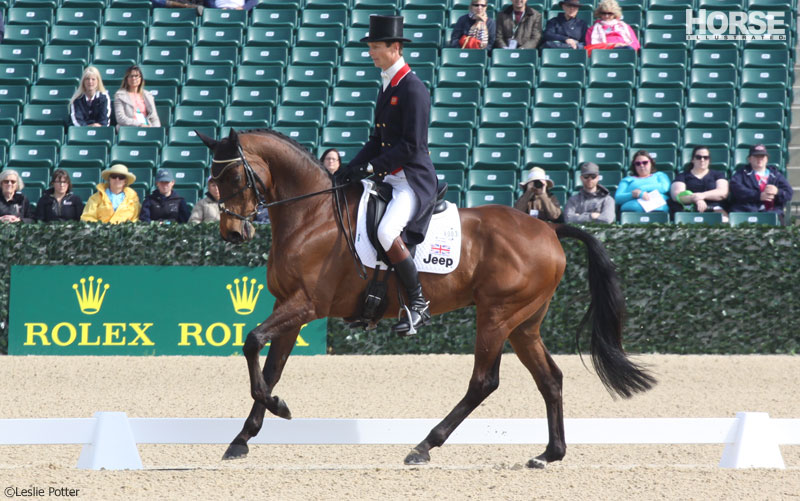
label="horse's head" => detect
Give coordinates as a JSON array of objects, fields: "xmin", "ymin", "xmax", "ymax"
[{"xmin": 197, "ymin": 129, "xmax": 269, "ymax": 244}]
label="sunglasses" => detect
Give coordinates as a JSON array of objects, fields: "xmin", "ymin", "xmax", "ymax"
[
  {"xmin": 599, "ymin": 11, "xmax": 614, "ymax": 15},
  {"xmin": 109, "ymin": 174, "xmax": 127, "ymax": 181},
  {"xmin": 694, "ymin": 155, "xmax": 710, "ymax": 160},
  {"xmin": 634, "ymin": 160, "xmax": 650, "ymax": 167},
  {"xmin": 582, "ymin": 174, "xmax": 598, "ymax": 179}
]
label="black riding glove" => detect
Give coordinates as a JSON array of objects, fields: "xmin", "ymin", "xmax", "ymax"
[{"xmin": 334, "ymin": 162, "xmax": 370, "ymax": 185}]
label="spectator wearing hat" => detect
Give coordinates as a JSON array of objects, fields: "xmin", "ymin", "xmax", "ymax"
[
  {"xmin": 34, "ymin": 169, "xmax": 84, "ymax": 222},
  {"xmin": 81, "ymin": 164, "xmax": 141, "ymax": 223},
  {"xmin": 0, "ymin": 170, "xmax": 34, "ymax": 224},
  {"xmin": 543, "ymin": 0, "xmax": 588, "ymax": 49},
  {"xmin": 729, "ymin": 144, "xmax": 793, "ymax": 225},
  {"xmin": 514, "ymin": 167, "xmax": 562, "ymax": 222},
  {"xmin": 141, "ymin": 169, "xmax": 191, "ymax": 224},
  {"xmin": 495, "ymin": 0, "xmax": 543, "ymax": 49},
  {"xmin": 189, "ymin": 177, "xmax": 221, "ymax": 223},
  {"xmin": 449, "ymin": 0, "xmax": 497, "ymax": 50},
  {"xmin": 564, "ymin": 162, "xmax": 615, "ymax": 223}
]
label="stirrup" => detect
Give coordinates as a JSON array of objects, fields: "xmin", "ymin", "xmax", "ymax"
[{"xmin": 393, "ymin": 301, "xmax": 430, "ymax": 337}]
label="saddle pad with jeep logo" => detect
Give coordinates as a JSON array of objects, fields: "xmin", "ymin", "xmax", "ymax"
[{"xmin": 355, "ymin": 182, "xmax": 462, "ymax": 274}]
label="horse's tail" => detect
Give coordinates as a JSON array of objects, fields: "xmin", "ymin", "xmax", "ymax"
[{"xmin": 554, "ymin": 224, "xmax": 656, "ymax": 398}]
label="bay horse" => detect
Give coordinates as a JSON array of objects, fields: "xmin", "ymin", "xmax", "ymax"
[{"xmin": 198, "ymin": 129, "xmax": 656, "ymax": 468}]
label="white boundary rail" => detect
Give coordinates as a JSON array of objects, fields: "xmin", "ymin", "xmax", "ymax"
[{"xmin": 0, "ymin": 412, "xmax": 798, "ymax": 470}]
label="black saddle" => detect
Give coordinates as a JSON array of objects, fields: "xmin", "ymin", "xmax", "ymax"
[{"xmin": 365, "ymin": 180, "xmax": 449, "ymax": 264}]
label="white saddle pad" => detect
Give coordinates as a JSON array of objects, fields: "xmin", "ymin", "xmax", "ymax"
[{"xmin": 354, "ymin": 180, "xmax": 462, "ymax": 274}]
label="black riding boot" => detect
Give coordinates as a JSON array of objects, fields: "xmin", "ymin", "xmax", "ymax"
[{"xmin": 391, "ymin": 255, "xmax": 430, "ymax": 336}]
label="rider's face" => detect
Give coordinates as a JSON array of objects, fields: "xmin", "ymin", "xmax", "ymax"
[{"xmin": 368, "ymin": 41, "xmax": 401, "ymax": 71}]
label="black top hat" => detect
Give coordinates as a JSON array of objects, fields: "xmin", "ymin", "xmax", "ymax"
[{"xmin": 360, "ymin": 15, "xmax": 412, "ymax": 43}]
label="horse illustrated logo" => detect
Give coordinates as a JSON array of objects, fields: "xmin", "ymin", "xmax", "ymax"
[
  {"xmin": 226, "ymin": 276, "xmax": 264, "ymax": 315},
  {"xmin": 72, "ymin": 276, "xmax": 109, "ymax": 315}
]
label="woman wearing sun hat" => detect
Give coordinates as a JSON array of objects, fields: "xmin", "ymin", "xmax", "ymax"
[
  {"xmin": 80, "ymin": 164, "xmax": 141, "ymax": 223},
  {"xmin": 514, "ymin": 166, "xmax": 562, "ymax": 222}
]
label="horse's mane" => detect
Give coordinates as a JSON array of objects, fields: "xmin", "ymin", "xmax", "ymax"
[{"xmin": 237, "ymin": 128, "xmax": 332, "ymax": 178}]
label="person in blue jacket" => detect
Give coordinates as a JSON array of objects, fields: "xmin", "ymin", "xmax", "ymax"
[
  {"xmin": 729, "ymin": 144, "xmax": 793, "ymax": 225},
  {"xmin": 449, "ymin": 1, "xmax": 497, "ymax": 50},
  {"xmin": 69, "ymin": 67, "xmax": 111, "ymax": 127},
  {"xmin": 140, "ymin": 169, "xmax": 191, "ymax": 224},
  {"xmin": 615, "ymin": 150, "xmax": 671, "ymax": 213},
  {"xmin": 337, "ymin": 15, "xmax": 438, "ymax": 336},
  {"xmin": 542, "ymin": 0, "xmax": 588, "ymax": 49}
]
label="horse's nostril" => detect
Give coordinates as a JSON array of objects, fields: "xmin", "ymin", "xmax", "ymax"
[{"xmin": 226, "ymin": 231, "xmax": 243, "ymax": 244}]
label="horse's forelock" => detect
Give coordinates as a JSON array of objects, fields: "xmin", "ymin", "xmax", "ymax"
[{"xmin": 210, "ymin": 135, "xmax": 241, "ymax": 179}]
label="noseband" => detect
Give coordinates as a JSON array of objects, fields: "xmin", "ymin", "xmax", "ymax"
[{"xmin": 211, "ymin": 142, "xmax": 270, "ymax": 222}]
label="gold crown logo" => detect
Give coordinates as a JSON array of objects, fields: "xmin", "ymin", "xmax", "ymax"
[
  {"xmin": 72, "ymin": 276, "xmax": 110, "ymax": 315},
  {"xmin": 227, "ymin": 276, "xmax": 264, "ymax": 315}
]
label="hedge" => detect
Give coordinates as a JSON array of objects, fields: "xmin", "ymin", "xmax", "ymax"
[{"xmin": 1, "ymin": 222, "xmax": 798, "ymax": 355}]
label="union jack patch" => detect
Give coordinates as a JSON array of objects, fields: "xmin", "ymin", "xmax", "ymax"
[{"xmin": 390, "ymin": 96, "xmax": 398, "ymax": 105}]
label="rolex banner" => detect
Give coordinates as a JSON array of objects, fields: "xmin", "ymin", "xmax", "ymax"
[{"xmin": 8, "ymin": 266, "xmax": 327, "ymax": 356}]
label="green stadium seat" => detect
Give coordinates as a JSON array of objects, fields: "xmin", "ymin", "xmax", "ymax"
[
  {"xmin": 202, "ymin": 8, "xmax": 247, "ymax": 27},
  {"xmin": 0, "ymin": 46, "xmax": 40, "ymax": 66},
  {"xmin": 577, "ymin": 147, "xmax": 625, "ymax": 171},
  {"xmin": 401, "ymin": 8, "xmax": 446, "ymax": 27},
  {"xmin": 70, "ymin": 187, "xmax": 95, "ymax": 202},
  {"xmin": 305, "ymin": 0, "xmax": 349, "ymax": 8},
  {"xmin": 185, "ymin": 65, "xmax": 233, "ymax": 87},
  {"xmin": 690, "ymin": 68, "xmax": 738, "ymax": 88},
  {"xmin": 633, "ymin": 107, "xmax": 682, "ymax": 128},
  {"xmin": 296, "ymin": 27, "xmax": 344, "ymax": 48},
  {"xmin": 680, "ymin": 146, "xmax": 730, "ymax": 172},
  {"xmin": 585, "ymin": 88, "xmax": 631, "ymax": 108},
  {"xmin": 67, "ymin": 126, "xmax": 114, "ymax": 147},
  {"xmin": 246, "ymin": 27, "xmax": 294, "ymax": 48},
  {"xmin": 8, "ymin": 145, "xmax": 58, "ymax": 168},
  {"xmin": 99, "ymin": 26, "xmax": 145, "ymax": 46},
  {"xmin": 436, "ymin": 169, "xmax": 466, "ymax": 191},
  {"xmin": 484, "ymin": 88, "xmax": 530, "ymax": 107},
  {"xmin": 536, "ymin": 88, "xmax": 582, "ymax": 108},
  {"xmin": 142, "ymin": 46, "xmax": 189, "ymax": 67},
  {"xmin": 468, "ymin": 170, "xmax": 517, "ymax": 190},
  {"xmin": 620, "ymin": 211, "xmax": 669, "ymax": 224},
  {"xmin": 236, "ymin": 66, "xmax": 283, "ymax": 87},
  {"xmin": 645, "ymin": 9, "xmax": 686, "ymax": 28},
  {"xmin": 590, "ymin": 49, "xmax": 637, "ymax": 68},
  {"xmin": 326, "ymin": 105, "xmax": 373, "ymax": 127},
  {"xmin": 582, "ymin": 107, "xmax": 630, "ymax": 128},
  {"xmin": 537, "ymin": 67, "xmax": 584, "ymax": 88},
  {"xmin": 740, "ymin": 68, "xmax": 789, "ymax": 89},
  {"xmin": 429, "ymin": 106, "xmax": 478, "ymax": 128},
  {"xmin": 673, "ymin": 212, "xmax": 724, "ymax": 225},
  {"xmin": 479, "ymin": 107, "xmax": 527, "ymax": 129},
  {"xmin": 15, "ymin": 167, "xmax": 51, "ymax": 189},
  {"xmin": 140, "ymin": 64, "xmax": 184, "ymax": 87},
  {"xmin": 160, "ymin": 146, "xmax": 210, "ymax": 170},
  {"xmin": 241, "ymin": 47, "xmax": 288, "ymax": 67},
  {"xmin": 281, "ymin": 87, "xmax": 329, "ymax": 107},
  {"xmin": 587, "ymin": 67, "xmax": 636, "ymax": 89},
  {"xmin": 271, "ymin": 126, "xmax": 319, "ymax": 150},
  {"xmin": 433, "ymin": 88, "xmax": 481, "ymax": 108},
  {"xmin": 345, "ymin": 28, "xmax": 370, "ymax": 47},
  {"xmin": 0, "ymin": 126, "xmax": 13, "ymax": 148},
  {"xmin": 341, "ymin": 47, "xmax": 373, "ymax": 66},
  {"xmin": 128, "ymin": 167, "xmax": 153, "ymax": 190},
  {"xmin": 3, "ymin": 25, "xmax": 48, "ymax": 46},
  {"xmin": 224, "ymin": 106, "xmax": 272, "ymax": 128},
  {"xmin": 437, "ymin": 67, "xmax": 484, "ymax": 88},
  {"xmin": 50, "ymin": 25, "xmax": 96, "ymax": 46},
  {"xmin": 639, "ymin": 67, "xmax": 686, "ymax": 88},
  {"xmin": 321, "ymin": 126, "xmax": 370, "ymax": 146},
  {"xmin": 684, "ymin": 107, "xmax": 732, "ymax": 129},
  {"xmin": 93, "ymin": 46, "xmax": 140, "ymax": 66},
  {"xmin": 192, "ymin": 47, "xmax": 238, "ymax": 67},
  {"xmin": 523, "ymin": 146, "xmax": 572, "ymax": 170},
  {"xmin": 485, "ymin": 67, "xmax": 535, "ymax": 90},
  {"xmin": 104, "ymin": 7, "xmax": 149, "ymax": 27},
  {"xmin": 687, "ymin": 88, "xmax": 736, "ymax": 108},
  {"xmin": 465, "ymin": 190, "xmax": 514, "ymax": 208},
  {"xmin": 173, "ymin": 188, "xmax": 199, "ymax": 206},
  {"xmin": 230, "ymin": 87, "xmax": 279, "ymax": 108},
  {"xmin": 59, "ymin": 145, "xmax": 108, "ymax": 169},
  {"xmin": 58, "ymin": 167, "xmax": 101, "ymax": 187},
  {"xmin": 275, "ymin": 105, "xmax": 324, "ymax": 127},
  {"xmin": 440, "ymin": 48, "xmax": 487, "ymax": 68},
  {"xmin": 168, "ymin": 126, "xmax": 216, "ymax": 146},
  {"xmin": 728, "ymin": 212, "xmax": 779, "ymax": 227},
  {"xmin": 527, "ymin": 127, "xmax": 576, "ymax": 149},
  {"xmin": 431, "ymin": 148, "xmax": 469, "ymax": 172},
  {"xmin": 643, "ymin": 29, "xmax": 688, "ymax": 49},
  {"xmin": 147, "ymin": 26, "xmax": 194, "ymax": 47},
  {"xmin": 0, "ymin": 105, "xmax": 20, "ymax": 126},
  {"xmin": 428, "ymin": 127, "xmax": 472, "ymax": 148},
  {"xmin": 169, "ymin": 169, "xmax": 207, "ymax": 190},
  {"xmin": 631, "ymin": 127, "xmax": 680, "ymax": 149},
  {"xmin": 21, "ymin": 187, "xmax": 43, "ymax": 205},
  {"xmin": 580, "ymin": 128, "xmax": 627, "ymax": 149},
  {"xmin": 742, "ymin": 49, "xmax": 790, "ymax": 69},
  {"xmin": 197, "ymin": 27, "xmax": 244, "ymax": 48},
  {"xmin": 350, "ymin": 9, "xmax": 395, "ymax": 28},
  {"xmin": 291, "ymin": 47, "xmax": 338, "ymax": 67},
  {"xmin": 36, "ymin": 64, "xmax": 84, "ymax": 87},
  {"xmin": 22, "ymin": 104, "xmax": 69, "ymax": 126},
  {"xmin": 531, "ymin": 107, "xmax": 579, "ymax": 128},
  {"xmin": 476, "ymin": 126, "xmax": 525, "ymax": 149},
  {"xmin": 402, "ymin": 28, "xmax": 442, "ymax": 47},
  {"xmin": 152, "ymin": 8, "xmax": 198, "ymax": 27},
  {"xmin": 547, "ymin": 170, "xmax": 571, "ymax": 192},
  {"xmin": 7, "ymin": 7, "xmax": 53, "ymax": 27},
  {"xmin": 738, "ymin": 88, "xmax": 787, "ymax": 108},
  {"xmin": 250, "ymin": 9, "xmax": 299, "ymax": 28},
  {"xmin": 635, "ymin": 87, "xmax": 683, "ymax": 108},
  {"xmin": 172, "ymin": 105, "xmax": 223, "ymax": 127},
  {"xmin": 110, "ymin": 145, "xmax": 159, "ymax": 169},
  {"xmin": 301, "ymin": 8, "xmax": 348, "ymax": 27},
  {"xmin": 638, "ymin": 147, "xmax": 677, "ymax": 172},
  {"xmin": 0, "ymin": 64, "xmax": 35, "ymax": 86},
  {"xmin": 683, "ymin": 128, "xmax": 731, "ymax": 148},
  {"xmin": 331, "ymin": 87, "xmax": 378, "ymax": 106},
  {"xmin": 698, "ymin": 0, "xmax": 743, "ymax": 8},
  {"xmin": 691, "ymin": 48, "xmax": 738, "ymax": 69},
  {"xmin": 56, "ymin": 7, "xmax": 103, "ymax": 27},
  {"xmin": 734, "ymin": 129, "xmax": 783, "ymax": 150},
  {"xmin": 93, "ymin": 64, "xmax": 129, "ymax": 89},
  {"xmin": 541, "ymin": 48, "xmax": 587, "ymax": 68},
  {"xmin": 490, "ymin": 49, "xmax": 537, "ymax": 68},
  {"xmin": 285, "ymin": 65, "xmax": 333, "ymax": 87},
  {"xmin": 639, "ymin": 48, "xmax": 687, "ymax": 68},
  {"xmin": 147, "ymin": 86, "xmax": 179, "ymax": 107},
  {"xmin": 117, "ymin": 126, "xmax": 166, "ymax": 148},
  {"xmin": 16, "ymin": 125, "xmax": 64, "ymax": 146},
  {"xmin": 336, "ymin": 66, "xmax": 381, "ymax": 87}
]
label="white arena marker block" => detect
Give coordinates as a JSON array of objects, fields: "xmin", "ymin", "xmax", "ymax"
[
  {"xmin": 77, "ymin": 412, "xmax": 142, "ymax": 470},
  {"xmin": 719, "ymin": 412, "xmax": 785, "ymax": 469}
]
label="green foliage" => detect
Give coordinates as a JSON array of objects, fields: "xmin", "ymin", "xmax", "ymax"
[{"xmin": 1, "ymin": 223, "xmax": 798, "ymax": 355}]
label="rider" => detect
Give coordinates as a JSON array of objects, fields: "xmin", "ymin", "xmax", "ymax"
[{"xmin": 336, "ymin": 15, "xmax": 438, "ymax": 335}]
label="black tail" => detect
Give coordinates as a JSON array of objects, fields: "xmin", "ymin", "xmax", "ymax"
[{"xmin": 555, "ymin": 224, "xmax": 656, "ymax": 398}]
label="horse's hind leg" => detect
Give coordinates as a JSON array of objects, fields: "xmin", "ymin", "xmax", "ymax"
[
  {"xmin": 508, "ymin": 309, "xmax": 566, "ymax": 469},
  {"xmin": 223, "ymin": 328, "xmax": 299, "ymax": 460}
]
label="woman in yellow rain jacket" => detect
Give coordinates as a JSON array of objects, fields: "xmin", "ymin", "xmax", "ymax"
[{"xmin": 81, "ymin": 164, "xmax": 141, "ymax": 223}]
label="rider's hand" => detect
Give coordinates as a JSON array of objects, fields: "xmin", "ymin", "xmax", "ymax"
[{"xmin": 334, "ymin": 162, "xmax": 369, "ymax": 185}]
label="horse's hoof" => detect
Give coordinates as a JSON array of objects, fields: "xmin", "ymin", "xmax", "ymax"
[
  {"xmin": 403, "ymin": 448, "xmax": 430, "ymax": 465},
  {"xmin": 222, "ymin": 443, "xmax": 249, "ymax": 460},
  {"xmin": 270, "ymin": 397, "xmax": 292, "ymax": 420},
  {"xmin": 525, "ymin": 457, "xmax": 547, "ymax": 469}
]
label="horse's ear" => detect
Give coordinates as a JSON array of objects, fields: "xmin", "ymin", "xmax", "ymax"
[
  {"xmin": 228, "ymin": 128, "xmax": 239, "ymax": 145},
  {"xmin": 195, "ymin": 130, "xmax": 218, "ymax": 151}
]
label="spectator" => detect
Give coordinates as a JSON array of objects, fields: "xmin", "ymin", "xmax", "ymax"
[
  {"xmin": 615, "ymin": 150, "xmax": 670, "ymax": 213},
  {"xmin": 0, "ymin": 170, "xmax": 33, "ymax": 223},
  {"xmin": 34, "ymin": 169, "xmax": 84, "ymax": 222},
  {"xmin": 670, "ymin": 146, "xmax": 729, "ymax": 221},
  {"xmin": 320, "ymin": 148, "xmax": 342, "ymax": 175},
  {"xmin": 81, "ymin": 164, "xmax": 141, "ymax": 223},
  {"xmin": 150, "ymin": 0, "xmax": 204, "ymax": 16},
  {"xmin": 207, "ymin": 0, "xmax": 257, "ymax": 9},
  {"xmin": 189, "ymin": 177, "xmax": 221, "ymax": 223},
  {"xmin": 495, "ymin": 0, "xmax": 542, "ymax": 49},
  {"xmin": 69, "ymin": 66, "xmax": 111, "ymax": 127},
  {"xmin": 140, "ymin": 169, "xmax": 191, "ymax": 224},
  {"xmin": 586, "ymin": 0, "xmax": 640, "ymax": 52},
  {"xmin": 514, "ymin": 167, "xmax": 562, "ymax": 221},
  {"xmin": 542, "ymin": 0, "xmax": 588, "ymax": 49},
  {"xmin": 564, "ymin": 162, "xmax": 615, "ymax": 223},
  {"xmin": 113, "ymin": 65, "xmax": 161, "ymax": 131},
  {"xmin": 449, "ymin": 0, "xmax": 496, "ymax": 50},
  {"xmin": 729, "ymin": 144, "xmax": 793, "ymax": 225}
]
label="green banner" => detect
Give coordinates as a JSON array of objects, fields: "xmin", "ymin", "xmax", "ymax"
[{"xmin": 9, "ymin": 266, "xmax": 326, "ymax": 356}]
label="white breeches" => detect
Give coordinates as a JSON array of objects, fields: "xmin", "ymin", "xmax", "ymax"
[{"xmin": 377, "ymin": 171, "xmax": 419, "ymax": 251}]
